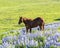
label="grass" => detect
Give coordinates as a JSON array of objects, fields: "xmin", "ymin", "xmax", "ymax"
[{"xmin": 0, "ymin": 0, "xmax": 60, "ymax": 33}]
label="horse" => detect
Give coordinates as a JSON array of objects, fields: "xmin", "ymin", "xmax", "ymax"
[{"xmin": 18, "ymin": 17, "xmax": 45, "ymax": 33}]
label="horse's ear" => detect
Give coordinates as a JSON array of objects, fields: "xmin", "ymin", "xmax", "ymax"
[
  {"xmin": 20, "ymin": 16, "xmax": 23, "ymax": 22},
  {"xmin": 20, "ymin": 16, "xmax": 22, "ymax": 18}
]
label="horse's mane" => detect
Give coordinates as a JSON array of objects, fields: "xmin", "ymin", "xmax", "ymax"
[{"xmin": 23, "ymin": 17, "xmax": 33, "ymax": 21}]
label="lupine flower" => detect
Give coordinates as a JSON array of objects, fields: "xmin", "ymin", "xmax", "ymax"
[
  {"xmin": 1, "ymin": 22, "xmax": 60, "ymax": 48},
  {"xmin": 55, "ymin": 42, "xmax": 60, "ymax": 46},
  {"xmin": 28, "ymin": 40, "xmax": 36, "ymax": 46},
  {"xmin": 2, "ymin": 42, "xmax": 10, "ymax": 48},
  {"xmin": 0, "ymin": 45, "xmax": 4, "ymax": 48},
  {"xmin": 45, "ymin": 42, "xmax": 51, "ymax": 48}
]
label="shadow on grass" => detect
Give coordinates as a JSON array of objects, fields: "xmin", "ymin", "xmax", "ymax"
[{"xmin": 54, "ymin": 18, "xmax": 60, "ymax": 21}]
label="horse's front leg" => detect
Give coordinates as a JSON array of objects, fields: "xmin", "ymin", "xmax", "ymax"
[
  {"xmin": 30, "ymin": 28, "xmax": 32, "ymax": 33},
  {"xmin": 26, "ymin": 27, "xmax": 28, "ymax": 33}
]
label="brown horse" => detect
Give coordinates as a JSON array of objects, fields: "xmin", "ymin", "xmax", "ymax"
[{"xmin": 18, "ymin": 17, "xmax": 45, "ymax": 33}]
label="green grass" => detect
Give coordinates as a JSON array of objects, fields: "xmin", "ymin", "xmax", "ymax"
[{"xmin": 0, "ymin": 0, "xmax": 60, "ymax": 33}]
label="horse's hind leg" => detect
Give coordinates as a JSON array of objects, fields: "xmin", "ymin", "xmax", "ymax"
[
  {"xmin": 39, "ymin": 24, "xmax": 42, "ymax": 31},
  {"xmin": 41, "ymin": 23, "xmax": 44, "ymax": 30},
  {"xmin": 39, "ymin": 24, "xmax": 44, "ymax": 31},
  {"xmin": 42, "ymin": 24, "xmax": 44, "ymax": 30},
  {"xmin": 41, "ymin": 25, "xmax": 44, "ymax": 31}
]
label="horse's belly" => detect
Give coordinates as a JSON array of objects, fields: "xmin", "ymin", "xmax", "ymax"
[{"xmin": 31, "ymin": 24, "xmax": 38, "ymax": 28}]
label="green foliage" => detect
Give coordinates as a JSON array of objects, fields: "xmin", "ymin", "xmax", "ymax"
[
  {"xmin": 15, "ymin": 44, "xmax": 26, "ymax": 48},
  {"xmin": 50, "ymin": 45, "xmax": 56, "ymax": 48},
  {"xmin": 34, "ymin": 36, "xmax": 45, "ymax": 42},
  {"xmin": 34, "ymin": 36, "xmax": 45, "ymax": 48},
  {"xmin": 27, "ymin": 46, "xmax": 38, "ymax": 48}
]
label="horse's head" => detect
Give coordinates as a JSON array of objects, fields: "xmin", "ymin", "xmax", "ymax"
[{"xmin": 18, "ymin": 17, "xmax": 23, "ymax": 24}]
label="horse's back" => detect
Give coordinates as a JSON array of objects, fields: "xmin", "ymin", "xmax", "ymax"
[{"xmin": 33, "ymin": 17, "xmax": 44, "ymax": 22}]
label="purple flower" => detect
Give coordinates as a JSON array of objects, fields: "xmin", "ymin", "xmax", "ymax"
[
  {"xmin": 28, "ymin": 40, "xmax": 36, "ymax": 46},
  {"xmin": 2, "ymin": 42, "xmax": 10, "ymax": 48},
  {"xmin": 55, "ymin": 42, "xmax": 60, "ymax": 46},
  {"xmin": 0, "ymin": 45, "xmax": 4, "ymax": 48},
  {"xmin": 45, "ymin": 42, "xmax": 51, "ymax": 48}
]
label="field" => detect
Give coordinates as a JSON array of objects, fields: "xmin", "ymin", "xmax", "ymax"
[
  {"xmin": 0, "ymin": 0, "xmax": 60, "ymax": 32},
  {"xmin": 0, "ymin": 0, "xmax": 60, "ymax": 48}
]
